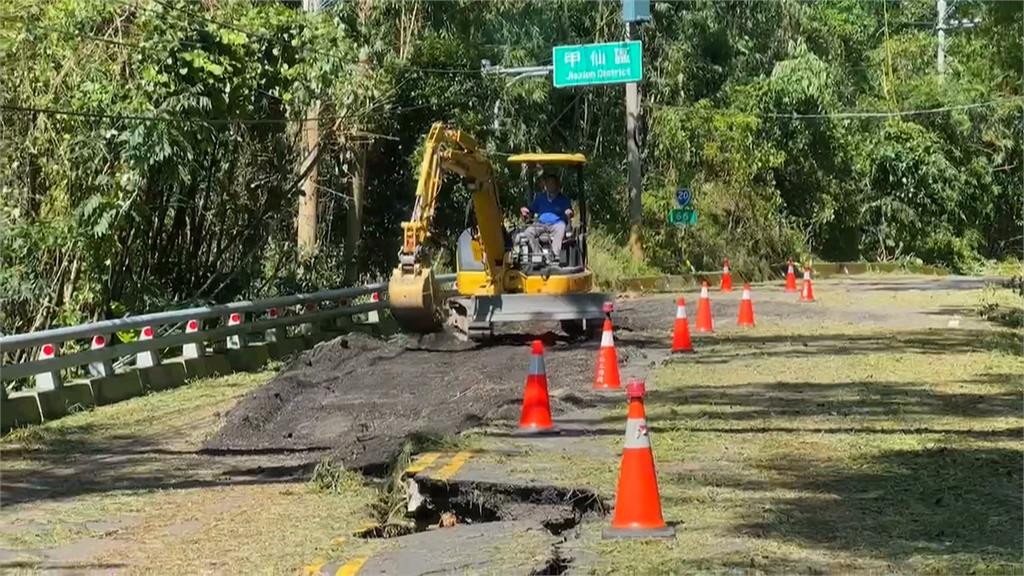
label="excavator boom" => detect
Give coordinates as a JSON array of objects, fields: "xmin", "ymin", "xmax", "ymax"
[{"xmin": 388, "ymin": 123, "xmax": 506, "ymax": 333}]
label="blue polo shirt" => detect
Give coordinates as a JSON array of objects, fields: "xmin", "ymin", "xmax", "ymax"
[{"xmin": 530, "ymin": 193, "xmax": 571, "ymax": 225}]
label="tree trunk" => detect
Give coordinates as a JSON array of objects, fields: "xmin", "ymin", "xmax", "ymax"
[
  {"xmin": 343, "ymin": 144, "xmax": 368, "ymax": 284},
  {"xmin": 297, "ymin": 106, "xmax": 320, "ymax": 260}
]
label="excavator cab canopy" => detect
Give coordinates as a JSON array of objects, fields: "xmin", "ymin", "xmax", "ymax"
[
  {"xmin": 507, "ymin": 152, "xmax": 589, "ymax": 236},
  {"xmin": 506, "ymin": 153, "xmax": 587, "ymax": 165}
]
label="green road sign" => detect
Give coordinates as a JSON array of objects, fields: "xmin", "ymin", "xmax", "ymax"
[
  {"xmin": 552, "ymin": 41, "xmax": 642, "ymax": 88},
  {"xmin": 669, "ymin": 207, "xmax": 697, "ymax": 226}
]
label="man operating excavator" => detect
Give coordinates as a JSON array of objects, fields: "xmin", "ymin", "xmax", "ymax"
[{"xmin": 519, "ymin": 172, "xmax": 573, "ymax": 268}]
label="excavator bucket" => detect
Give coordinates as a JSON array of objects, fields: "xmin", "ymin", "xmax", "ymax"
[{"xmin": 387, "ymin": 267, "xmax": 445, "ymax": 333}]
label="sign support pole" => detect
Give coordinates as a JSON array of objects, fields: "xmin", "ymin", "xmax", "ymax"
[{"xmin": 625, "ymin": 20, "xmax": 643, "ymax": 259}]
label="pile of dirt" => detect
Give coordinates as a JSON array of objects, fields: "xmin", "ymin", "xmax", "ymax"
[{"xmin": 206, "ymin": 330, "xmax": 601, "ymax": 472}]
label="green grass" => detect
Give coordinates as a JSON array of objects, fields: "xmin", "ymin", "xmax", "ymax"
[
  {"xmin": 584, "ymin": 312, "xmax": 1023, "ymax": 574},
  {"xmin": 979, "ymin": 257, "xmax": 1023, "ymax": 278},
  {"xmin": 2, "ymin": 368, "xmax": 279, "ymax": 451},
  {"xmin": 0, "ymin": 367, "xmax": 392, "ymax": 574},
  {"xmin": 587, "ymin": 231, "xmax": 658, "ymax": 289},
  {"xmin": 466, "ymin": 280, "xmax": 1023, "ymax": 574}
]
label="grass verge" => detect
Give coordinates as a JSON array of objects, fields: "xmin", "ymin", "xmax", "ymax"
[
  {"xmin": 586, "ymin": 311, "xmax": 1023, "ymax": 574},
  {"xmin": 0, "ymin": 368, "xmax": 388, "ymax": 574}
]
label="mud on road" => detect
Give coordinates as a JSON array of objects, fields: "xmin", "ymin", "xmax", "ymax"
[{"xmin": 206, "ymin": 299, "xmax": 671, "ymax": 473}]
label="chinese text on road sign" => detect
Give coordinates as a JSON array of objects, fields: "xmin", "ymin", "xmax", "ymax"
[{"xmin": 552, "ymin": 41, "xmax": 643, "ymax": 88}]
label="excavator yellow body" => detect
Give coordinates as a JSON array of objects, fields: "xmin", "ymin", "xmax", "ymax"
[{"xmin": 388, "ymin": 123, "xmax": 608, "ymax": 340}]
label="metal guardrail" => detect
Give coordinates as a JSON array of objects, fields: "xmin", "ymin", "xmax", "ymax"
[{"xmin": 1, "ymin": 274, "xmax": 456, "ymax": 388}]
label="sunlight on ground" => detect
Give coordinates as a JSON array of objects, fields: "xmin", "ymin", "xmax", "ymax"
[
  {"xmin": 0, "ymin": 369, "xmax": 385, "ymax": 573},
  {"xmin": 1, "ymin": 277, "xmax": 1020, "ymax": 574},
  {"xmin": 586, "ymin": 284, "xmax": 1022, "ymax": 574}
]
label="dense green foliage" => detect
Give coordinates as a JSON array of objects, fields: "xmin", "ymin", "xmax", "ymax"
[{"xmin": 1, "ymin": 0, "xmax": 1021, "ymax": 333}]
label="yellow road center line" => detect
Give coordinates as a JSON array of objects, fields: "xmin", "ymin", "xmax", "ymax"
[
  {"xmin": 434, "ymin": 451, "xmax": 473, "ymax": 481},
  {"xmin": 303, "ymin": 563, "xmax": 324, "ymax": 576},
  {"xmin": 405, "ymin": 452, "xmax": 442, "ymax": 474},
  {"xmin": 336, "ymin": 557, "xmax": 368, "ymax": 576}
]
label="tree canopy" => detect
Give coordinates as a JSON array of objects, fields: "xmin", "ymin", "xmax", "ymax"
[{"xmin": 1, "ymin": 0, "xmax": 1021, "ymax": 334}]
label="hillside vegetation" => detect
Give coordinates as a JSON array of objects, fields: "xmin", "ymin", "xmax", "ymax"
[{"xmin": 2, "ymin": 0, "xmax": 1021, "ymax": 333}]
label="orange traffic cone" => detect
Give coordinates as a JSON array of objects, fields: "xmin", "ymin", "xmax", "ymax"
[
  {"xmin": 671, "ymin": 297, "xmax": 694, "ymax": 353},
  {"xmin": 720, "ymin": 259, "xmax": 733, "ymax": 292},
  {"xmin": 737, "ymin": 283, "xmax": 756, "ymax": 327},
  {"xmin": 593, "ymin": 317, "xmax": 621, "ymax": 390},
  {"xmin": 800, "ymin": 267, "xmax": 816, "ymax": 302},
  {"xmin": 518, "ymin": 340, "xmax": 555, "ymax": 433},
  {"xmin": 784, "ymin": 259, "xmax": 798, "ymax": 292},
  {"xmin": 603, "ymin": 379, "xmax": 675, "ymax": 539},
  {"xmin": 695, "ymin": 281, "xmax": 714, "ymax": 333}
]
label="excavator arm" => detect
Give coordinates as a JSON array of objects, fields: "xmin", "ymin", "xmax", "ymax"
[{"xmin": 388, "ymin": 122, "xmax": 507, "ymax": 332}]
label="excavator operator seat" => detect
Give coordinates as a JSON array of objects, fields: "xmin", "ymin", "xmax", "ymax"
[{"xmin": 512, "ymin": 221, "xmax": 584, "ymax": 272}]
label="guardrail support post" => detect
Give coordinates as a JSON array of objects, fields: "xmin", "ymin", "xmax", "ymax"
[
  {"xmin": 88, "ymin": 335, "xmax": 114, "ymax": 378},
  {"xmin": 265, "ymin": 307, "xmax": 304, "ymax": 360},
  {"xmin": 134, "ymin": 325, "xmax": 185, "ymax": 392},
  {"xmin": 265, "ymin": 308, "xmax": 280, "ymax": 343},
  {"xmin": 34, "ymin": 343, "xmax": 62, "ymax": 391},
  {"xmin": 88, "ymin": 331, "xmax": 143, "ymax": 405},
  {"xmin": 136, "ymin": 326, "xmax": 161, "ymax": 368},
  {"xmin": 367, "ymin": 292, "xmax": 380, "ymax": 324},
  {"xmin": 183, "ymin": 319, "xmax": 205, "ymax": 360},
  {"xmin": 301, "ymin": 302, "xmax": 319, "ymax": 337},
  {"xmin": 226, "ymin": 313, "xmax": 245, "ymax": 349},
  {"xmin": 224, "ymin": 312, "xmax": 269, "ymax": 372}
]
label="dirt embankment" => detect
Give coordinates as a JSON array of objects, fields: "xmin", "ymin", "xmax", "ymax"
[
  {"xmin": 206, "ymin": 331, "xmax": 603, "ymax": 471},
  {"xmin": 205, "ymin": 295, "xmax": 679, "ymax": 471}
]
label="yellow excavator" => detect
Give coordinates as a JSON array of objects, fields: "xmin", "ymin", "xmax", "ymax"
[{"xmin": 387, "ymin": 122, "xmax": 610, "ymax": 340}]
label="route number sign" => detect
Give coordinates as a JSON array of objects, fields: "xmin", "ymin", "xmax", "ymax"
[
  {"xmin": 675, "ymin": 187, "xmax": 692, "ymax": 207},
  {"xmin": 669, "ymin": 207, "xmax": 698, "ymax": 226}
]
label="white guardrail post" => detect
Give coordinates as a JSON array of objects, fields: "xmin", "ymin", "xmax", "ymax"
[
  {"xmin": 88, "ymin": 335, "xmax": 114, "ymax": 378},
  {"xmin": 0, "ymin": 275, "xmax": 455, "ymax": 431},
  {"xmin": 34, "ymin": 343, "xmax": 62, "ymax": 391},
  {"xmin": 265, "ymin": 308, "xmax": 280, "ymax": 343},
  {"xmin": 183, "ymin": 319, "xmax": 204, "ymax": 360}
]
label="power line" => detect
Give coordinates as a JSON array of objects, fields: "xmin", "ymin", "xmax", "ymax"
[
  {"xmin": 0, "ymin": 96, "xmax": 460, "ymax": 127},
  {"xmin": 1, "ymin": 103, "xmax": 352, "ymax": 125},
  {"xmin": 652, "ymin": 98, "xmax": 1022, "ymax": 120},
  {"xmin": 404, "ymin": 66, "xmax": 482, "ymax": 75}
]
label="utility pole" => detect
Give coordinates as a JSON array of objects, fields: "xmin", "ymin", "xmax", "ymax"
[
  {"xmin": 297, "ymin": 0, "xmax": 321, "ymax": 259},
  {"xmin": 936, "ymin": 0, "xmax": 947, "ymax": 76},
  {"xmin": 936, "ymin": 0, "xmax": 981, "ymax": 76},
  {"xmin": 624, "ymin": 19, "xmax": 643, "ymax": 259},
  {"xmin": 621, "ymin": 0, "xmax": 649, "ymax": 259}
]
